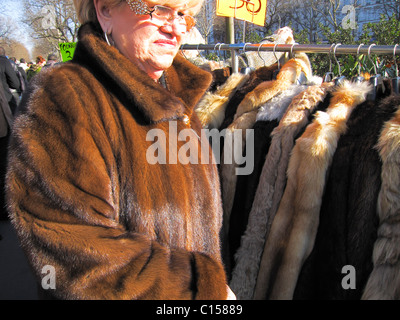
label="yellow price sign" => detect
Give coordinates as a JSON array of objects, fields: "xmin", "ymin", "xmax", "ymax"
[{"xmin": 216, "ymin": 0, "xmax": 267, "ymax": 26}]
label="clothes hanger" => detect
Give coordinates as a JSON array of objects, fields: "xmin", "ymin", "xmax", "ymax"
[
  {"xmin": 392, "ymin": 44, "xmax": 400, "ymax": 94},
  {"xmin": 323, "ymin": 44, "xmax": 335, "ymax": 83},
  {"xmin": 213, "ymin": 43, "xmax": 223, "ymax": 69},
  {"xmin": 290, "ymin": 43, "xmax": 297, "ymax": 59},
  {"xmin": 290, "ymin": 43, "xmax": 309, "ymax": 85},
  {"xmin": 272, "ymin": 43, "xmax": 280, "ymax": 79},
  {"xmin": 240, "ymin": 43, "xmax": 255, "ymax": 74},
  {"xmin": 367, "ymin": 43, "xmax": 385, "ymax": 101},
  {"xmin": 196, "ymin": 43, "xmax": 207, "ymax": 60},
  {"xmin": 351, "ymin": 43, "xmax": 365, "ymax": 83},
  {"xmin": 257, "ymin": 43, "xmax": 267, "ymax": 67},
  {"xmin": 333, "ymin": 43, "xmax": 346, "ymax": 86}
]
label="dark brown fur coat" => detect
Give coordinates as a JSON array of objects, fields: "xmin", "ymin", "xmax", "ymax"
[
  {"xmin": 294, "ymin": 85, "xmax": 397, "ymax": 300},
  {"xmin": 5, "ymin": 23, "xmax": 227, "ymax": 300}
]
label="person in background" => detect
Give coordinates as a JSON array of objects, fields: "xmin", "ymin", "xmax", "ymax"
[
  {"xmin": 0, "ymin": 84, "xmax": 13, "ymax": 223},
  {"xmin": 0, "ymin": 47, "xmax": 20, "ymax": 221},
  {"xmin": 18, "ymin": 58, "xmax": 29, "ymax": 71},
  {"xmin": 6, "ymin": 0, "xmax": 235, "ymax": 300},
  {"xmin": 0, "ymin": 48, "xmax": 20, "ymax": 113},
  {"xmin": 26, "ymin": 55, "xmax": 46, "ymax": 81},
  {"xmin": 8, "ymin": 57, "xmax": 27, "ymax": 98},
  {"xmin": 43, "ymin": 53, "xmax": 59, "ymax": 68}
]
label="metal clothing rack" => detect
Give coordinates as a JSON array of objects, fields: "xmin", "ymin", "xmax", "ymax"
[{"xmin": 180, "ymin": 43, "xmax": 400, "ymax": 73}]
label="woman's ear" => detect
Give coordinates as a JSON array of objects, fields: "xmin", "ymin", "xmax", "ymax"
[{"xmin": 93, "ymin": 0, "xmax": 113, "ymax": 34}]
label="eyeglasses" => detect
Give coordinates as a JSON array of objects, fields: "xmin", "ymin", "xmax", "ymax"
[{"xmin": 126, "ymin": 0, "xmax": 195, "ymax": 32}]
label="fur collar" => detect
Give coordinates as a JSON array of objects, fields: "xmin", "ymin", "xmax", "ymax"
[
  {"xmin": 73, "ymin": 23, "xmax": 212, "ymax": 123},
  {"xmin": 233, "ymin": 53, "xmax": 312, "ymax": 120},
  {"xmin": 256, "ymin": 84, "xmax": 310, "ymax": 122},
  {"xmin": 195, "ymin": 73, "xmax": 249, "ymax": 129}
]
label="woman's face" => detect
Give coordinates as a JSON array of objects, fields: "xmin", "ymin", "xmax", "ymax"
[{"xmin": 97, "ymin": 0, "xmax": 189, "ymax": 81}]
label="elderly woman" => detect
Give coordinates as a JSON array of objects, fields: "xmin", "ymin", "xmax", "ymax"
[{"xmin": 6, "ymin": 0, "xmax": 234, "ymax": 300}]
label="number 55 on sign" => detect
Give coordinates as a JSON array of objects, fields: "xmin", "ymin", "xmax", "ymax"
[{"xmin": 216, "ymin": 0, "xmax": 267, "ymax": 26}]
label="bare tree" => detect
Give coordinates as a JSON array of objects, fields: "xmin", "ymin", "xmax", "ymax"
[
  {"xmin": 4, "ymin": 40, "xmax": 31, "ymax": 61},
  {"xmin": 195, "ymin": 0, "xmax": 216, "ymax": 43},
  {"xmin": 382, "ymin": 0, "xmax": 400, "ymax": 20},
  {"xmin": 313, "ymin": 0, "xmax": 360, "ymax": 31},
  {"xmin": 287, "ymin": 0, "xmax": 325, "ymax": 42},
  {"xmin": 0, "ymin": 2, "xmax": 18, "ymax": 43},
  {"xmin": 317, "ymin": 0, "xmax": 343, "ymax": 31},
  {"xmin": 264, "ymin": 0, "xmax": 292, "ymax": 34},
  {"xmin": 22, "ymin": 0, "xmax": 79, "ymax": 54},
  {"xmin": 0, "ymin": 16, "xmax": 15, "ymax": 42}
]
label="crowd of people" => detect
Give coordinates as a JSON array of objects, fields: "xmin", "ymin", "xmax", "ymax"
[{"xmin": 0, "ymin": 49, "xmax": 59, "ymax": 224}]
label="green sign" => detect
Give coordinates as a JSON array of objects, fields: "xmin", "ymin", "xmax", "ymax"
[{"xmin": 59, "ymin": 42, "xmax": 77, "ymax": 62}]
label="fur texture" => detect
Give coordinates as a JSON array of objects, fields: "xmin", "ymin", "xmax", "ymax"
[
  {"xmin": 229, "ymin": 82, "xmax": 334, "ymax": 299},
  {"xmin": 362, "ymin": 95, "xmax": 400, "ymax": 300},
  {"xmin": 293, "ymin": 84, "xmax": 395, "ymax": 300},
  {"xmin": 219, "ymin": 65, "xmax": 278, "ymax": 131},
  {"xmin": 253, "ymin": 81, "xmax": 371, "ymax": 300},
  {"xmin": 219, "ymin": 56, "xmax": 313, "ymax": 246},
  {"xmin": 234, "ymin": 53, "xmax": 312, "ymax": 120},
  {"xmin": 6, "ymin": 22, "xmax": 228, "ymax": 300},
  {"xmin": 195, "ymin": 73, "xmax": 249, "ymax": 129},
  {"xmin": 220, "ymin": 83, "xmax": 311, "ymax": 246},
  {"xmin": 227, "ymin": 118, "xmax": 279, "ymax": 272},
  {"xmin": 240, "ymin": 27, "xmax": 295, "ymax": 69}
]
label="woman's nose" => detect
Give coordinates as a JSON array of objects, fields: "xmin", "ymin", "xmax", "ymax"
[{"xmin": 159, "ymin": 20, "xmax": 186, "ymax": 35}]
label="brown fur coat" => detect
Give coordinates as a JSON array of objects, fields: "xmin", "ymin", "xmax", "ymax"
[{"xmin": 6, "ymin": 23, "xmax": 227, "ymax": 300}]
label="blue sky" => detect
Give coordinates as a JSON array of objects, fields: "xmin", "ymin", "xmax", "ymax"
[
  {"xmin": 2, "ymin": 0, "xmax": 22, "ymax": 19},
  {"xmin": 2, "ymin": 0, "xmax": 33, "ymax": 50}
]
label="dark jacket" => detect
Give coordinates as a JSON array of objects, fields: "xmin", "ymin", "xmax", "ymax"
[
  {"xmin": 6, "ymin": 22, "xmax": 228, "ymax": 300},
  {"xmin": 0, "ymin": 55, "xmax": 20, "ymax": 102}
]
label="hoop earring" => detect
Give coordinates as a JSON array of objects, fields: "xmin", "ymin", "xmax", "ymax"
[{"xmin": 104, "ymin": 32, "xmax": 112, "ymax": 46}]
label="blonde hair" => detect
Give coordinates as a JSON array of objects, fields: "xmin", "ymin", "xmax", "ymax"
[{"xmin": 74, "ymin": 0, "xmax": 204, "ymax": 24}]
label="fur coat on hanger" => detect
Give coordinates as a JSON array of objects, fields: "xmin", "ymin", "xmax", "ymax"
[
  {"xmin": 293, "ymin": 85, "xmax": 396, "ymax": 300},
  {"xmin": 363, "ymin": 94, "xmax": 400, "ymax": 300},
  {"xmin": 221, "ymin": 83, "xmax": 310, "ymax": 271},
  {"xmin": 219, "ymin": 54, "xmax": 313, "ymax": 250},
  {"xmin": 253, "ymin": 80, "xmax": 371, "ymax": 300},
  {"xmin": 220, "ymin": 84, "xmax": 309, "ymax": 255},
  {"xmin": 229, "ymin": 81, "xmax": 334, "ymax": 299}
]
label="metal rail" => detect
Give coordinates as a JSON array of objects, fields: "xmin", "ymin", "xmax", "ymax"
[
  {"xmin": 181, "ymin": 43, "xmax": 400, "ymax": 55},
  {"xmin": 180, "ymin": 43, "xmax": 400, "ymax": 73}
]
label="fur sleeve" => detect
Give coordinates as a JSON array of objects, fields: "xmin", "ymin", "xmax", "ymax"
[
  {"xmin": 362, "ymin": 97, "xmax": 400, "ymax": 300},
  {"xmin": 5, "ymin": 68, "xmax": 227, "ymax": 300}
]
